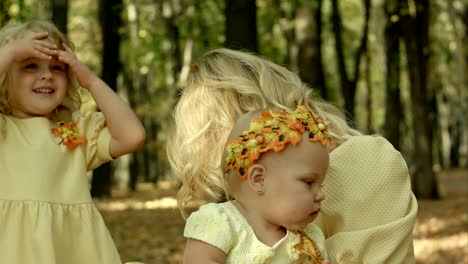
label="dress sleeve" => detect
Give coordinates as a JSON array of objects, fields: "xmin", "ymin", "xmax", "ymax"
[
  {"xmin": 314, "ymin": 136, "xmax": 417, "ymax": 263},
  {"xmin": 73, "ymin": 112, "xmax": 113, "ymax": 171},
  {"xmin": 184, "ymin": 203, "xmax": 234, "ymax": 254}
]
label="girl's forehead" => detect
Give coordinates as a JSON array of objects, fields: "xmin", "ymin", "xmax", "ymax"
[
  {"xmin": 20, "ymin": 56, "xmax": 64, "ymax": 65},
  {"xmin": 22, "ymin": 30, "xmax": 59, "ymax": 44}
]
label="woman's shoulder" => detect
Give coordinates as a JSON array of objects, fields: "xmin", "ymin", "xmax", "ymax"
[
  {"xmin": 343, "ymin": 135, "xmax": 394, "ymax": 147},
  {"xmin": 334, "ymin": 135, "xmax": 401, "ymax": 157},
  {"xmin": 330, "ymin": 134, "xmax": 409, "ymax": 178}
]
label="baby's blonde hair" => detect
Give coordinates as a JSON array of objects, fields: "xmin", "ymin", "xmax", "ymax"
[
  {"xmin": 167, "ymin": 48, "xmax": 361, "ymax": 216},
  {"xmin": 0, "ymin": 20, "xmax": 81, "ymax": 135}
]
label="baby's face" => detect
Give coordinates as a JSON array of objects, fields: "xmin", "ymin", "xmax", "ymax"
[{"xmin": 259, "ymin": 135, "xmax": 329, "ymax": 231}]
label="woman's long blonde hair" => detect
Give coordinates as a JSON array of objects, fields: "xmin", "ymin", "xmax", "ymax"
[
  {"xmin": 167, "ymin": 48, "xmax": 361, "ymax": 216},
  {"xmin": 0, "ymin": 20, "xmax": 81, "ymax": 137}
]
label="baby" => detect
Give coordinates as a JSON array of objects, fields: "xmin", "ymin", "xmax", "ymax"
[{"xmin": 183, "ymin": 106, "xmax": 332, "ymax": 264}]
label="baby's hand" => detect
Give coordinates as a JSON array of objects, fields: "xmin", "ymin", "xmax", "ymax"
[
  {"xmin": 56, "ymin": 43, "xmax": 98, "ymax": 89},
  {"xmin": 5, "ymin": 32, "xmax": 57, "ymax": 62}
]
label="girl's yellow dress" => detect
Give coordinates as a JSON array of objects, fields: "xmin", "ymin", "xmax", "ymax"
[
  {"xmin": 184, "ymin": 201, "xmax": 328, "ymax": 263},
  {"xmin": 0, "ymin": 113, "xmax": 121, "ymax": 264}
]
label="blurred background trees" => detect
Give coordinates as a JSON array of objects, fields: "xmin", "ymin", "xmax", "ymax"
[{"xmin": 2, "ymin": 0, "xmax": 466, "ymax": 199}]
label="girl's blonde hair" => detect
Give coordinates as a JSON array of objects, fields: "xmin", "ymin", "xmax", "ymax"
[
  {"xmin": 167, "ymin": 48, "xmax": 361, "ymax": 216},
  {"xmin": 0, "ymin": 20, "xmax": 81, "ymax": 131}
]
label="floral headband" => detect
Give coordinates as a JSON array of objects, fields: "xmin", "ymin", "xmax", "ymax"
[{"xmin": 224, "ymin": 105, "xmax": 333, "ymax": 180}]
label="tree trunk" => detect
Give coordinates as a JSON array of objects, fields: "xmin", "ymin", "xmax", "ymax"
[
  {"xmin": 272, "ymin": 0, "xmax": 297, "ymax": 68},
  {"xmin": 364, "ymin": 51, "xmax": 373, "ymax": 133},
  {"xmin": 383, "ymin": 0, "xmax": 403, "ymax": 150},
  {"xmin": 122, "ymin": 68, "xmax": 140, "ymax": 191},
  {"xmin": 436, "ymin": 92, "xmax": 450, "ymax": 168},
  {"xmin": 295, "ymin": 1, "xmax": 327, "ymax": 99},
  {"xmin": 460, "ymin": 4, "xmax": 468, "ymax": 168},
  {"xmin": 142, "ymin": 73, "xmax": 158, "ymax": 183},
  {"xmin": 161, "ymin": 0, "xmax": 182, "ymax": 85},
  {"xmin": 161, "ymin": 0, "xmax": 195, "ymax": 94},
  {"xmin": 50, "ymin": 0, "xmax": 68, "ymax": 34},
  {"xmin": 331, "ymin": 0, "xmax": 370, "ymax": 124},
  {"xmin": 178, "ymin": 3, "xmax": 195, "ymax": 87},
  {"xmin": 91, "ymin": 0, "xmax": 123, "ymax": 198},
  {"xmin": 0, "ymin": 0, "xmax": 11, "ymax": 26},
  {"xmin": 125, "ymin": 2, "xmax": 139, "ymax": 191},
  {"xmin": 449, "ymin": 116, "xmax": 462, "ymax": 167},
  {"xmin": 447, "ymin": 1, "xmax": 468, "ymax": 168},
  {"xmin": 400, "ymin": 0, "xmax": 439, "ymax": 198},
  {"xmin": 225, "ymin": 0, "xmax": 258, "ymax": 52}
]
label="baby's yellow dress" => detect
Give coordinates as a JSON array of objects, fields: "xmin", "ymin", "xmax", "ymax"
[
  {"xmin": 0, "ymin": 113, "xmax": 121, "ymax": 264},
  {"xmin": 184, "ymin": 201, "xmax": 328, "ymax": 263}
]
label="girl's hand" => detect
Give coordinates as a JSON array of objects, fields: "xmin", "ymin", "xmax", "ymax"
[
  {"xmin": 55, "ymin": 43, "xmax": 145, "ymax": 158},
  {"xmin": 322, "ymin": 260, "xmax": 331, "ymax": 264},
  {"xmin": 56, "ymin": 43, "xmax": 98, "ymax": 89},
  {"xmin": 6, "ymin": 32, "xmax": 57, "ymax": 62}
]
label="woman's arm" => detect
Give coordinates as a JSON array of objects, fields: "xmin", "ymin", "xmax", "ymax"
[
  {"xmin": 57, "ymin": 44, "xmax": 145, "ymax": 158},
  {"xmin": 183, "ymin": 238, "xmax": 226, "ymax": 264}
]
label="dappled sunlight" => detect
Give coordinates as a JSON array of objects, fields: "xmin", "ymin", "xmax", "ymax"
[
  {"xmin": 96, "ymin": 197, "xmax": 178, "ymax": 211},
  {"xmin": 415, "ymin": 216, "xmax": 449, "ymax": 237},
  {"xmin": 411, "ymin": 171, "xmax": 468, "ymax": 263},
  {"xmin": 95, "ymin": 181, "xmax": 204, "ymax": 212},
  {"xmin": 414, "ymin": 233, "xmax": 468, "ymax": 263},
  {"xmin": 414, "ymin": 212, "xmax": 467, "ymax": 238},
  {"xmin": 413, "ymin": 195, "xmax": 468, "ymax": 263}
]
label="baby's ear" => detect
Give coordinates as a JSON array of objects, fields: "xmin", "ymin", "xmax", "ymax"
[{"xmin": 247, "ymin": 164, "xmax": 265, "ymax": 194}]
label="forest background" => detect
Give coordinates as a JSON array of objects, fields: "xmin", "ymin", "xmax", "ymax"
[{"xmin": 1, "ymin": 0, "xmax": 466, "ymax": 263}]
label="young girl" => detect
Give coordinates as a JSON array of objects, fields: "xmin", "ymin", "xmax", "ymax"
[
  {"xmin": 183, "ymin": 106, "xmax": 332, "ymax": 263},
  {"xmin": 0, "ymin": 20, "xmax": 145, "ymax": 263},
  {"xmin": 167, "ymin": 48, "xmax": 417, "ymax": 263}
]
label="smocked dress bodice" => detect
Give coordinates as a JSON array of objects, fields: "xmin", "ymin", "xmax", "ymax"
[
  {"xmin": 0, "ymin": 113, "xmax": 121, "ymax": 264},
  {"xmin": 184, "ymin": 201, "xmax": 328, "ymax": 263}
]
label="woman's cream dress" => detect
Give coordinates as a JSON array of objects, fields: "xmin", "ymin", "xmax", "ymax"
[{"xmin": 315, "ymin": 135, "xmax": 418, "ymax": 263}]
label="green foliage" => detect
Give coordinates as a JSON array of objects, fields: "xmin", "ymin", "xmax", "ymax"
[{"xmin": 2, "ymin": 0, "xmax": 466, "ymax": 176}]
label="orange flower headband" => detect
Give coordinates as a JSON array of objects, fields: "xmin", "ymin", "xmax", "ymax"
[{"xmin": 224, "ymin": 105, "xmax": 333, "ymax": 180}]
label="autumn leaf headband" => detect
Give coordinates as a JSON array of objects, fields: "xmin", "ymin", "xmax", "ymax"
[{"xmin": 224, "ymin": 105, "xmax": 333, "ymax": 180}]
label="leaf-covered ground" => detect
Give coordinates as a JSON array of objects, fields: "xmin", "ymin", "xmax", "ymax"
[{"xmin": 95, "ymin": 169, "xmax": 468, "ymax": 264}]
